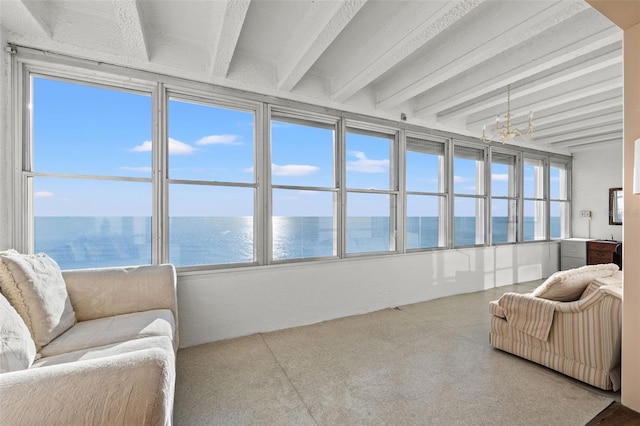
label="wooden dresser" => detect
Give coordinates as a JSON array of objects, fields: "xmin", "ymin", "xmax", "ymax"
[{"xmin": 587, "ymin": 240, "xmax": 622, "ymax": 269}]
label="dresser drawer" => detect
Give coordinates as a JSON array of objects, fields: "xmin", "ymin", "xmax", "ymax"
[
  {"xmin": 561, "ymin": 240, "xmax": 587, "ymax": 258},
  {"xmin": 588, "ymin": 251, "xmax": 615, "ymax": 264},
  {"xmin": 588, "ymin": 241, "xmax": 618, "ymax": 253}
]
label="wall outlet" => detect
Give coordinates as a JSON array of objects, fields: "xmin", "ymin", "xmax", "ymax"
[{"xmin": 580, "ymin": 210, "xmax": 592, "ymax": 219}]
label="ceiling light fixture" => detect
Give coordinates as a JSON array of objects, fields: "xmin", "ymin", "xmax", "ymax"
[{"xmin": 481, "ymin": 84, "xmax": 534, "ymax": 144}]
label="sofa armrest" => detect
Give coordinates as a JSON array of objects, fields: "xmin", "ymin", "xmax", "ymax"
[
  {"xmin": 62, "ymin": 264, "xmax": 177, "ymax": 322},
  {"xmin": 0, "ymin": 348, "xmax": 175, "ymax": 426}
]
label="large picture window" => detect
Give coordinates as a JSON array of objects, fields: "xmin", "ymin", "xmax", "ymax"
[
  {"xmin": 18, "ymin": 56, "xmax": 572, "ymax": 271},
  {"xmin": 523, "ymin": 156, "xmax": 547, "ymax": 241},
  {"xmin": 405, "ymin": 136, "xmax": 446, "ymax": 249},
  {"xmin": 167, "ymin": 97, "xmax": 256, "ymax": 267},
  {"xmin": 453, "ymin": 144, "xmax": 486, "ymax": 246},
  {"xmin": 30, "ymin": 77, "xmax": 153, "ymax": 269},
  {"xmin": 271, "ymin": 114, "xmax": 337, "ymax": 260},
  {"xmin": 491, "ymin": 151, "xmax": 518, "ymax": 244},
  {"xmin": 550, "ymin": 161, "xmax": 570, "ymax": 239},
  {"xmin": 345, "ymin": 128, "xmax": 397, "ymax": 254}
]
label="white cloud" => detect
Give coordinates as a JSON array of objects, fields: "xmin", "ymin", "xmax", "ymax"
[
  {"xmin": 492, "ymin": 173, "xmax": 509, "ymax": 182},
  {"xmin": 131, "ymin": 138, "xmax": 195, "ymax": 155},
  {"xmin": 131, "ymin": 141, "xmax": 152, "ymax": 152},
  {"xmin": 453, "ymin": 175, "xmax": 465, "ymax": 183},
  {"xmin": 34, "ymin": 191, "xmax": 53, "ymax": 198},
  {"xmin": 346, "ymin": 151, "xmax": 389, "ymax": 173},
  {"xmin": 195, "ymin": 134, "xmax": 241, "ymax": 146},
  {"xmin": 121, "ymin": 166, "xmax": 152, "ymax": 173},
  {"xmin": 272, "ymin": 164, "xmax": 319, "ymax": 176}
]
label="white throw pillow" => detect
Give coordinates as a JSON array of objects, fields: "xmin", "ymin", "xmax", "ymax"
[
  {"xmin": 0, "ymin": 250, "xmax": 76, "ymax": 350},
  {"xmin": 0, "ymin": 291, "xmax": 37, "ymax": 372},
  {"xmin": 531, "ymin": 263, "xmax": 619, "ymax": 302}
]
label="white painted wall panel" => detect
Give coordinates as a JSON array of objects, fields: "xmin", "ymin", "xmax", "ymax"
[
  {"xmin": 176, "ymin": 242, "xmax": 559, "ymax": 348},
  {"xmin": 571, "ymin": 144, "xmax": 623, "ymax": 241}
]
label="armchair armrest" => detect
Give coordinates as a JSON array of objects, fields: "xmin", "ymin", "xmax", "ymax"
[
  {"xmin": 0, "ymin": 348, "xmax": 175, "ymax": 426},
  {"xmin": 62, "ymin": 264, "xmax": 177, "ymax": 322},
  {"xmin": 554, "ymin": 285, "xmax": 622, "ymax": 314}
]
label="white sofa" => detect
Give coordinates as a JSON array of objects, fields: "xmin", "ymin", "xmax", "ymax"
[{"xmin": 0, "ymin": 251, "xmax": 178, "ymax": 426}]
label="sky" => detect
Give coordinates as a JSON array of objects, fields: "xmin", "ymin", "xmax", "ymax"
[{"xmin": 32, "ymin": 76, "xmax": 562, "ymax": 218}]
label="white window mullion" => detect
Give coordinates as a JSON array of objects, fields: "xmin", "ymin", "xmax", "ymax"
[{"xmin": 153, "ymin": 82, "xmax": 167, "ymax": 264}]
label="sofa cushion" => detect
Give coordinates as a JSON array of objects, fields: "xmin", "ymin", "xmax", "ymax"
[
  {"xmin": 39, "ymin": 309, "xmax": 175, "ymax": 358},
  {"xmin": 33, "ymin": 335, "xmax": 174, "ymax": 368},
  {"xmin": 0, "ymin": 292, "xmax": 38, "ymax": 373},
  {"xmin": 531, "ymin": 264, "xmax": 619, "ymax": 302},
  {"xmin": 0, "ymin": 250, "xmax": 76, "ymax": 350}
]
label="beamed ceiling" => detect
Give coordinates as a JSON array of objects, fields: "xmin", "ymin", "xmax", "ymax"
[{"xmin": 0, "ymin": 0, "xmax": 623, "ymax": 153}]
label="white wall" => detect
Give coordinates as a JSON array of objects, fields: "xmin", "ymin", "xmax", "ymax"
[
  {"xmin": 176, "ymin": 242, "xmax": 559, "ymax": 347},
  {"xmin": 571, "ymin": 144, "xmax": 623, "ymax": 241}
]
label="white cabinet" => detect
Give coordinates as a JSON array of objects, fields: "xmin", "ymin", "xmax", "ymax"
[{"xmin": 561, "ymin": 238, "xmax": 593, "ymax": 270}]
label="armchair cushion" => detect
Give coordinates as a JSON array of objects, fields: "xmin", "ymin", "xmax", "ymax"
[
  {"xmin": 0, "ymin": 250, "xmax": 76, "ymax": 350},
  {"xmin": 531, "ymin": 263, "xmax": 619, "ymax": 302},
  {"xmin": 0, "ymin": 292, "xmax": 37, "ymax": 373}
]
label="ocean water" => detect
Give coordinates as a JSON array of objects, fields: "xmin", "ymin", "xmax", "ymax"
[{"xmin": 35, "ymin": 216, "xmax": 561, "ymax": 269}]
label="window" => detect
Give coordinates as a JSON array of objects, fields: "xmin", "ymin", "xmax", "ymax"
[
  {"xmin": 453, "ymin": 144, "xmax": 486, "ymax": 246},
  {"xmin": 491, "ymin": 151, "xmax": 518, "ymax": 244},
  {"xmin": 167, "ymin": 97, "xmax": 256, "ymax": 267},
  {"xmin": 550, "ymin": 161, "xmax": 570, "ymax": 239},
  {"xmin": 17, "ymin": 54, "xmax": 574, "ymax": 271},
  {"xmin": 271, "ymin": 114, "xmax": 337, "ymax": 260},
  {"xmin": 523, "ymin": 156, "xmax": 547, "ymax": 241},
  {"xmin": 405, "ymin": 136, "xmax": 447, "ymax": 249},
  {"xmin": 345, "ymin": 128, "xmax": 397, "ymax": 254},
  {"xmin": 30, "ymin": 77, "xmax": 153, "ymax": 269}
]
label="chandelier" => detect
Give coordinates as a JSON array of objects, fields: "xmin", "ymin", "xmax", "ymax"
[{"xmin": 481, "ymin": 84, "xmax": 534, "ymax": 143}]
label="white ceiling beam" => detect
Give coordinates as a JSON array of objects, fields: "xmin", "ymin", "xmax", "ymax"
[
  {"xmin": 413, "ymin": 19, "xmax": 621, "ymax": 118},
  {"xmin": 564, "ymin": 139, "xmax": 622, "ymax": 152},
  {"xmin": 19, "ymin": 0, "xmax": 53, "ymax": 38},
  {"xmin": 534, "ymin": 113, "xmax": 622, "ymax": 139},
  {"xmin": 546, "ymin": 131, "xmax": 623, "ymax": 148},
  {"xmin": 112, "ymin": 0, "xmax": 148, "ymax": 61},
  {"xmin": 330, "ymin": 0, "xmax": 486, "ymax": 103},
  {"xmin": 535, "ymin": 122, "xmax": 622, "ymax": 145},
  {"xmin": 533, "ymin": 99, "xmax": 622, "ymax": 129},
  {"xmin": 376, "ymin": 1, "xmax": 589, "ymax": 109},
  {"xmin": 466, "ymin": 78, "xmax": 623, "ymax": 127},
  {"xmin": 435, "ymin": 49, "xmax": 621, "ymax": 121},
  {"xmin": 209, "ymin": 0, "xmax": 251, "ymax": 78},
  {"xmin": 276, "ymin": 0, "xmax": 367, "ymax": 92}
]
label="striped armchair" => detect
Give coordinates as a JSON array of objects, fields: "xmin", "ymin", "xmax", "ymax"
[{"xmin": 489, "ymin": 273, "xmax": 622, "ymax": 391}]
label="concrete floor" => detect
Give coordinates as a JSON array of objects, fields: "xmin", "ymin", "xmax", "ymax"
[{"xmin": 174, "ymin": 280, "xmax": 617, "ymax": 425}]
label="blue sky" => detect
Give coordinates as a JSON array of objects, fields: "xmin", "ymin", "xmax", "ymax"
[{"xmin": 32, "ymin": 77, "xmax": 558, "ymax": 218}]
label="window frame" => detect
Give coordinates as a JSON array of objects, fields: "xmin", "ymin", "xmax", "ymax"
[
  {"xmin": 404, "ymin": 132, "xmax": 449, "ymax": 251},
  {"xmin": 163, "ymin": 90, "xmax": 262, "ymax": 269},
  {"xmin": 489, "ymin": 147, "xmax": 521, "ymax": 245},
  {"xmin": 549, "ymin": 159, "xmax": 572, "ymax": 240},
  {"xmin": 10, "ymin": 48, "xmax": 574, "ymax": 272},
  {"xmin": 268, "ymin": 107, "xmax": 340, "ymax": 263},
  {"xmin": 343, "ymin": 121, "xmax": 400, "ymax": 256},
  {"xmin": 21, "ymin": 70, "xmax": 158, "ymax": 265},
  {"xmin": 522, "ymin": 153, "xmax": 549, "ymax": 242},
  {"xmin": 452, "ymin": 140, "xmax": 488, "ymax": 248}
]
